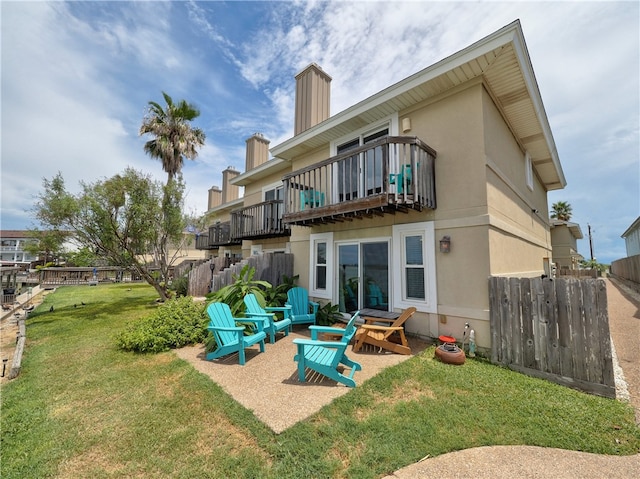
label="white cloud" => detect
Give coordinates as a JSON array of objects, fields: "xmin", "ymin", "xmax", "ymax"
[{"xmin": 2, "ymin": 1, "xmax": 638, "ymax": 265}]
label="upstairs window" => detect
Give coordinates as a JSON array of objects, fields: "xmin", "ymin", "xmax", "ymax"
[{"xmin": 525, "ymin": 151, "xmax": 533, "ymax": 191}]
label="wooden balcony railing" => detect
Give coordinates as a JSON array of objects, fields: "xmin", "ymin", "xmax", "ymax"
[
  {"xmin": 282, "ymin": 136, "xmax": 436, "ymax": 225},
  {"xmin": 195, "ymin": 222, "xmax": 241, "ymax": 250},
  {"xmin": 231, "ymin": 200, "xmax": 291, "ymax": 240},
  {"xmin": 195, "ymin": 234, "xmax": 212, "ymax": 250}
]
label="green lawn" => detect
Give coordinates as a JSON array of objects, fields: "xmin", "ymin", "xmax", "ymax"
[{"xmin": 1, "ymin": 284, "xmax": 638, "ymax": 479}]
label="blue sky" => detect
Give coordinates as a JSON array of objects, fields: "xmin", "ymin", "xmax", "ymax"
[{"xmin": 1, "ymin": 1, "xmax": 638, "ymax": 265}]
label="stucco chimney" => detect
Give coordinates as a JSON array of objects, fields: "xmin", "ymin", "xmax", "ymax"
[
  {"xmin": 222, "ymin": 167, "xmax": 240, "ymax": 203},
  {"xmin": 245, "ymin": 133, "xmax": 270, "ymax": 171},
  {"xmin": 294, "ymin": 63, "xmax": 331, "ymax": 135},
  {"xmin": 207, "ymin": 186, "xmax": 222, "ymax": 210}
]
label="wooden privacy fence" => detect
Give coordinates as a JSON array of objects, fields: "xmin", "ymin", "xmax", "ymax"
[
  {"xmin": 557, "ymin": 269, "xmax": 597, "ymax": 278},
  {"xmin": 611, "ymin": 254, "xmax": 640, "ymax": 284},
  {"xmin": 188, "ymin": 253, "xmax": 294, "ymax": 297},
  {"xmin": 489, "ymin": 276, "xmax": 615, "ymax": 398}
]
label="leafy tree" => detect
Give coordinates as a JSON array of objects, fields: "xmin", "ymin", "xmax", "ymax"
[
  {"xmin": 550, "ymin": 201, "xmax": 573, "ymax": 221},
  {"xmin": 23, "ymin": 228, "xmax": 69, "ymax": 265},
  {"xmin": 64, "ymin": 247, "xmax": 100, "ymax": 267},
  {"xmin": 27, "ymin": 173, "xmax": 77, "ymax": 264},
  {"xmin": 139, "ymin": 92, "xmax": 206, "ymax": 183},
  {"xmin": 580, "ymin": 259, "xmax": 608, "ymax": 274},
  {"xmin": 32, "ymin": 169, "xmax": 189, "ymax": 301}
]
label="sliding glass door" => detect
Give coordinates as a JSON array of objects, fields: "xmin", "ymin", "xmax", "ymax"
[
  {"xmin": 337, "ymin": 241, "xmax": 389, "ymax": 313},
  {"xmin": 335, "ymin": 128, "xmax": 388, "ymax": 202}
]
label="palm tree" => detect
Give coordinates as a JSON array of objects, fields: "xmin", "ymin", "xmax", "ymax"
[
  {"xmin": 139, "ymin": 92, "xmax": 206, "ymax": 182},
  {"xmin": 550, "ymin": 201, "xmax": 572, "ymax": 221}
]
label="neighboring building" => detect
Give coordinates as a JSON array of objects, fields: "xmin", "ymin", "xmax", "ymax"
[
  {"xmin": 621, "ymin": 216, "xmax": 640, "ymax": 257},
  {"xmin": 0, "ymin": 230, "xmax": 39, "ymax": 268},
  {"xmin": 550, "ymin": 220, "xmax": 584, "ymax": 271},
  {"xmin": 611, "ymin": 216, "xmax": 640, "ymax": 284},
  {"xmin": 198, "ymin": 20, "xmax": 566, "ymax": 350}
]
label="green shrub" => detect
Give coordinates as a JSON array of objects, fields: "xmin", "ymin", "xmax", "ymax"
[
  {"xmin": 316, "ymin": 302, "xmax": 343, "ymax": 325},
  {"xmin": 264, "ymin": 274, "xmax": 299, "ymax": 307},
  {"xmin": 115, "ymin": 296, "xmax": 208, "ymax": 353},
  {"xmin": 206, "ymin": 265, "xmax": 271, "ymax": 316},
  {"xmin": 170, "ymin": 275, "xmax": 189, "ymax": 297}
]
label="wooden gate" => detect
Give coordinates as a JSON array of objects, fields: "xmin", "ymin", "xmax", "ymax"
[{"xmin": 489, "ymin": 276, "xmax": 615, "ymax": 398}]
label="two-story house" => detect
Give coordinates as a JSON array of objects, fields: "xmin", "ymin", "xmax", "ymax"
[
  {"xmin": 199, "ymin": 20, "xmax": 566, "ymax": 351},
  {"xmin": 550, "ymin": 220, "xmax": 584, "ymax": 271}
]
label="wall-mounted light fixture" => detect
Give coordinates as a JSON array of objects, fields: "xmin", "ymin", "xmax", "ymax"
[
  {"xmin": 402, "ymin": 117, "xmax": 411, "ymax": 133},
  {"xmin": 439, "ymin": 235, "xmax": 451, "ymax": 253}
]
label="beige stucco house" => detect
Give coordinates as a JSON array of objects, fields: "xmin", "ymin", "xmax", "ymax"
[
  {"xmin": 197, "ymin": 167, "xmax": 245, "ymax": 262},
  {"xmin": 550, "ymin": 220, "xmax": 584, "ymax": 271},
  {"xmin": 198, "ymin": 20, "xmax": 566, "ymax": 351}
]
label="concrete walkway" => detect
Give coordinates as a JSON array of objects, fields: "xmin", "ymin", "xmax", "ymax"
[
  {"xmin": 1, "ymin": 284, "xmax": 45, "ymax": 322},
  {"xmin": 384, "ymin": 277, "xmax": 640, "ymax": 478}
]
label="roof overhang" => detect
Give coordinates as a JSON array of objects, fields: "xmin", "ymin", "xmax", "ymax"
[
  {"xmin": 270, "ymin": 19, "xmax": 566, "ymax": 191},
  {"xmin": 550, "ymin": 220, "xmax": 584, "ymax": 239},
  {"xmin": 621, "ymin": 216, "xmax": 640, "ymax": 238},
  {"xmin": 231, "ymin": 157, "xmax": 289, "ymax": 187},
  {"xmin": 205, "ymin": 197, "xmax": 244, "ymax": 216}
]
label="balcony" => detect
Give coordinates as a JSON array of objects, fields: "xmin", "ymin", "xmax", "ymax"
[
  {"xmin": 195, "ymin": 222, "xmax": 241, "ymax": 250},
  {"xmin": 231, "ymin": 200, "xmax": 291, "ymax": 240},
  {"xmin": 282, "ymin": 136, "xmax": 436, "ymax": 226}
]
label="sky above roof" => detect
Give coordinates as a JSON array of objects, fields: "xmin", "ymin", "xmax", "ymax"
[{"xmin": 1, "ymin": 1, "xmax": 638, "ymax": 264}]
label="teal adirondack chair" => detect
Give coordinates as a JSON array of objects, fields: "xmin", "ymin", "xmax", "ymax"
[
  {"xmin": 205, "ymin": 302, "xmax": 266, "ymax": 366},
  {"xmin": 243, "ymin": 293, "xmax": 292, "ymax": 344},
  {"xmin": 293, "ymin": 311, "xmax": 362, "ymax": 387},
  {"xmin": 286, "ymin": 287, "xmax": 320, "ymax": 325},
  {"xmin": 366, "ymin": 282, "xmax": 388, "ymax": 309}
]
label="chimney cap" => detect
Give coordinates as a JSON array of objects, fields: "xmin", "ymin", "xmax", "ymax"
[
  {"xmin": 246, "ymin": 132, "xmax": 269, "ymax": 142},
  {"xmin": 295, "ymin": 63, "xmax": 332, "ymax": 81}
]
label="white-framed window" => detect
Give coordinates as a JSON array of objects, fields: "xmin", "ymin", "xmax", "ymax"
[
  {"xmin": 525, "ymin": 151, "xmax": 533, "ymax": 191},
  {"xmin": 262, "ymin": 181, "xmax": 284, "ymax": 202},
  {"xmin": 392, "ymin": 222, "xmax": 437, "ymax": 313},
  {"xmin": 309, "ymin": 232, "xmax": 333, "ymax": 299}
]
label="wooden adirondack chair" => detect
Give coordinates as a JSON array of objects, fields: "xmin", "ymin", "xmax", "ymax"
[
  {"xmin": 243, "ymin": 293, "xmax": 292, "ymax": 344},
  {"xmin": 286, "ymin": 287, "xmax": 319, "ymax": 325},
  {"xmin": 352, "ymin": 306, "xmax": 416, "ymax": 355},
  {"xmin": 293, "ymin": 311, "xmax": 362, "ymax": 387},
  {"xmin": 205, "ymin": 302, "xmax": 267, "ymax": 365}
]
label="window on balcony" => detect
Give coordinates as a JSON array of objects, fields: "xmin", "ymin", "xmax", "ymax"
[
  {"xmin": 264, "ymin": 184, "xmax": 284, "ymax": 232},
  {"xmin": 335, "ymin": 128, "xmax": 388, "ymax": 202}
]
